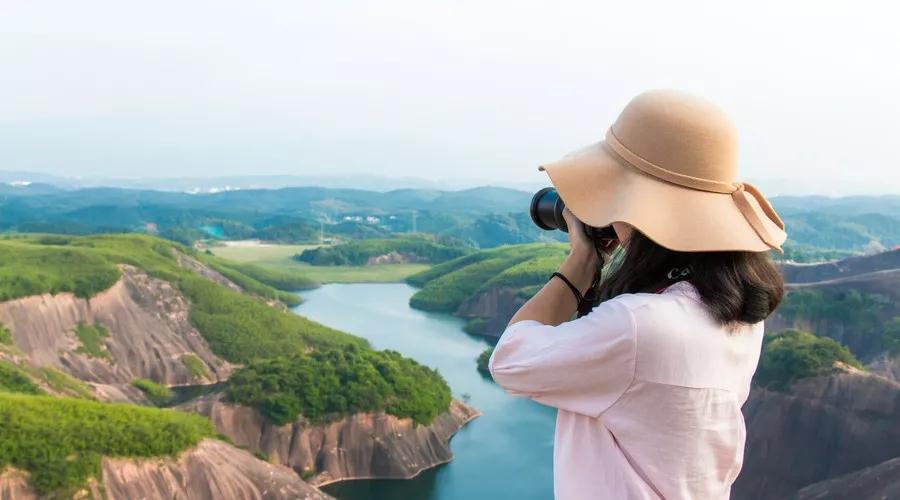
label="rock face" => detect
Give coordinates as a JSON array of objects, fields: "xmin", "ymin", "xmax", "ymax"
[
  {"xmin": 0, "ymin": 265, "xmax": 232, "ymax": 399},
  {"xmin": 0, "ymin": 440, "xmax": 331, "ymax": 500},
  {"xmin": 182, "ymin": 394, "xmax": 480, "ymax": 486},
  {"xmin": 734, "ymin": 372, "xmax": 900, "ymax": 499},
  {"xmin": 455, "ymin": 285, "xmax": 525, "ymax": 337},
  {"xmin": 780, "ymin": 249, "xmax": 900, "ymax": 284},
  {"xmin": 795, "ymin": 456, "xmax": 900, "ymax": 500}
]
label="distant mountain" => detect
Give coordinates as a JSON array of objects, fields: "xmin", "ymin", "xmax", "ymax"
[{"xmin": 0, "ymin": 183, "xmax": 896, "ymax": 252}]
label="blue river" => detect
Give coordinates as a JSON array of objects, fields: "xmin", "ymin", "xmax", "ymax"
[{"xmin": 294, "ymin": 283, "xmax": 556, "ymax": 500}]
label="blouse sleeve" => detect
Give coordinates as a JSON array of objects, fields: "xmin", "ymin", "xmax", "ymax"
[{"xmin": 488, "ymin": 299, "xmax": 636, "ymax": 417}]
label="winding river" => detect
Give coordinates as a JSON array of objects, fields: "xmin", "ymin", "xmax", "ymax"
[{"xmin": 294, "ymin": 283, "xmax": 555, "ymax": 500}]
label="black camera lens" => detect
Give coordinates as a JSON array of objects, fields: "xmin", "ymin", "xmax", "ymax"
[
  {"xmin": 530, "ymin": 187, "xmax": 618, "ymax": 241},
  {"xmin": 530, "ymin": 187, "xmax": 570, "ymax": 232}
]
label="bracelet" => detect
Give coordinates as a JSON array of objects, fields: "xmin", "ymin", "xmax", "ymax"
[{"xmin": 551, "ymin": 272, "xmax": 584, "ymax": 307}]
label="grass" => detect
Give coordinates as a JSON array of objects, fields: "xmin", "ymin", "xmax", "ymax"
[
  {"xmin": 73, "ymin": 322, "xmax": 111, "ymax": 360},
  {"xmin": 0, "ymin": 392, "xmax": 214, "ymax": 496},
  {"xmin": 181, "ymin": 353, "xmax": 209, "ymax": 380},
  {"xmin": 131, "ymin": 378, "xmax": 173, "ymax": 406},
  {"xmin": 24, "ymin": 366, "xmax": 96, "ymax": 399},
  {"xmin": 296, "ymin": 235, "xmax": 472, "ymax": 266},
  {"xmin": 226, "ymin": 345, "xmax": 452, "ymax": 426},
  {"xmin": 209, "ymin": 241, "xmax": 428, "ymax": 283},
  {"xmin": 0, "ymin": 361, "xmax": 45, "ymax": 394},
  {"xmin": 0, "ymin": 234, "xmax": 367, "ymax": 363},
  {"xmin": 209, "ymin": 243, "xmax": 320, "ymax": 263},
  {"xmin": 0, "ymin": 323, "xmax": 12, "ymax": 345},
  {"xmin": 407, "ymin": 244, "xmax": 566, "ymax": 313}
]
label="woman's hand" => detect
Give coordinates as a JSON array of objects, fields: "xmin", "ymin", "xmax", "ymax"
[{"xmin": 559, "ymin": 209, "xmax": 601, "ymax": 295}]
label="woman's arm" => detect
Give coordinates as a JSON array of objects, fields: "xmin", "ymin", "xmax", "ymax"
[{"xmin": 508, "ymin": 209, "xmax": 605, "ymax": 327}]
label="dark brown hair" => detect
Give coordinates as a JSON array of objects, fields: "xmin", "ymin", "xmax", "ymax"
[{"xmin": 597, "ymin": 231, "xmax": 784, "ymax": 324}]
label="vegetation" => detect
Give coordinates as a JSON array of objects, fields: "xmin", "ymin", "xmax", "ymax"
[
  {"xmin": 0, "ymin": 392, "xmax": 214, "ymax": 496},
  {"xmin": 0, "ymin": 235, "xmax": 366, "ymax": 364},
  {"xmin": 0, "ymin": 361, "xmax": 44, "ymax": 394},
  {"xmin": 296, "ymin": 235, "xmax": 472, "ymax": 266},
  {"xmin": 0, "ymin": 239, "xmax": 120, "ymax": 300},
  {"xmin": 214, "ymin": 260, "xmax": 317, "ymax": 291},
  {"xmin": 777, "ymin": 288, "xmax": 895, "ymax": 360},
  {"xmin": 0, "ymin": 323, "xmax": 12, "ymax": 345},
  {"xmin": 27, "ymin": 366, "xmax": 95, "ymax": 399},
  {"xmin": 407, "ymin": 244, "xmax": 566, "ymax": 313},
  {"xmin": 476, "ymin": 347, "xmax": 493, "ymax": 376},
  {"xmin": 73, "ymin": 322, "xmax": 111, "ymax": 360},
  {"xmin": 181, "ymin": 353, "xmax": 209, "ymax": 380},
  {"xmin": 131, "ymin": 378, "xmax": 173, "ymax": 406},
  {"xmin": 755, "ymin": 330, "xmax": 863, "ymax": 390},
  {"xmin": 226, "ymin": 345, "xmax": 451, "ymax": 426},
  {"xmin": 211, "ymin": 242, "xmax": 429, "ymax": 283}
]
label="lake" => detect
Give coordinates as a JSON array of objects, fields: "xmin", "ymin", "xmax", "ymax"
[{"xmin": 295, "ymin": 283, "xmax": 556, "ymax": 500}]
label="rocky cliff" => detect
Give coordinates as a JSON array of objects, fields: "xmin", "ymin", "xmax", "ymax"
[
  {"xmin": 182, "ymin": 393, "xmax": 480, "ymax": 486},
  {"xmin": 734, "ymin": 371, "xmax": 900, "ymax": 499},
  {"xmin": 455, "ymin": 285, "xmax": 524, "ymax": 337},
  {"xmin": 0, "ymin": 439, "xmax": 331, "ymax": 500},
  {"xmin": 795, "ymin": 456, "xmax": 900, "ymax": 500},
  {"xmin": 0, "ymin": 265, "xmax": 232, "ymax": 401}
]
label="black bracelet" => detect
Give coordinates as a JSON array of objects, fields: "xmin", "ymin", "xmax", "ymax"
[{"xmin": 551, "ymin": 272, "xmax": 584, "ymax": 307}]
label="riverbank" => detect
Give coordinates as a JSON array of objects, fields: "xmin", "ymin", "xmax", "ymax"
[{"xmin": 296, "ymin": 283, "xmax": 555, "ymax": 500}]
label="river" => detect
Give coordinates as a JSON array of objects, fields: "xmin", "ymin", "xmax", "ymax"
[{"xmin": 294, "ymin": 283, "xmax": 556, "ymax": 500}]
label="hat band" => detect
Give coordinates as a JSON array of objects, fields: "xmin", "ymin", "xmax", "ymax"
[
  {"xmin": 605, "ymin": 129, "xmax": 736, "ymax": 194},
  {"xmin": 604, "ymin": 128, "xmax": 785, "ymax": 250}
]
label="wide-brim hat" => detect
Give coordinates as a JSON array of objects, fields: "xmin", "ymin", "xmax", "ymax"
[{"xmin": 539, "ymin": 90, "xmax": 787, "ymax": 252}]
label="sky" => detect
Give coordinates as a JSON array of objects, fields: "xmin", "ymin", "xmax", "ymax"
[{"xmin": 1, "ymin": 0, "xmax": 899, "ymax": 194}]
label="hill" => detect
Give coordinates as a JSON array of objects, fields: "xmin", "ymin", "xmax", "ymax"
[
  {"xmin": 296, "ymin": 234, "xmax": 473, "ymax": 266},
  {"xmin": 0, "ymin": 233, "xmax": 472, "ymax": 496},
  {"xmin": 4, "ymin": 185, "xmax": 895, "ymax": 253}
]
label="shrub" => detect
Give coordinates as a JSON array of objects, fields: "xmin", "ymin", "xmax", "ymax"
[
  {"xmin": 0, "ymin": 392, "xmax": 213, "ymax": 496},
  {"xmin": 131, "ymin": 378, "xmax": 173, "ymax": 406},
  {"xmin": 181, "ymin": 353, "xmax": 209, "ymax": 380},
  {"xmin": 0, "ymin": 324, "xmax": 12, "ymax": 346},
  {"xmin": 226, "ymin": 346, "xmax": 452, "ymax": 426},
  {"xmin": 755, "ymin": 329, "xmax": 863, "ymax": 390},
  {"xmin": 297, "ymin": 235, "xmax": 471, "ymax": 266},
  {"xmin": 0, "ymin": 362, "xmax": 44, "ymax": 394},
  {"xmin": 74, "ymin": 322, "xmax": 111, "ymax": 360},
  {"xmin": 476, "ymin": 347, "xmax": 493, "ymax": 376}
]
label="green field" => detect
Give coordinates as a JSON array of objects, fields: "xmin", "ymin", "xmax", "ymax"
[{"xmin": 210, "ymin": 242, "xmax": 428, "ymax": 283}]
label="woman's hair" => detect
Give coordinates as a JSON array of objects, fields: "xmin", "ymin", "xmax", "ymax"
[{"xmin": 597, "ymin": 231, "xmax": 784, "ymax": 325}]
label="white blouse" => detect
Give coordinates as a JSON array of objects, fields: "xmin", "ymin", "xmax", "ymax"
[{"xmin": 489, "ymin": 281, "xmax": 764, "ymax": 499}]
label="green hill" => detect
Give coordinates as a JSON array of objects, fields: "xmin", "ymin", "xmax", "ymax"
[
  {"xmin": 296, "ymin": 235, "xmax": 473, "ymax": 266},
  {"xmin": 0, "ymin": 233, "xmax": 454, "ymax": 494},
  {"xmin": 0, "ymin": 391, "xmax": 214, "ymax": 496},
  {"xmin": 407, "ymin": 243, "xmax": 567, "ymax": 314},
  {"xmin": 754, "ymin": 329, "xmax": 863, "ymax": 390}
]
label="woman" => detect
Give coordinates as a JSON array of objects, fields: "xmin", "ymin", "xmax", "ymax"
[{"xmin": 489, "ymin": 90, "xmax": 786, "ymax": 499}]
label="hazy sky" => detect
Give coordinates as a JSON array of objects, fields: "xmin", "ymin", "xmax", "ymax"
[{"xmin": 2, "ymin": 1, "xmax": 899, "ymax": 194}]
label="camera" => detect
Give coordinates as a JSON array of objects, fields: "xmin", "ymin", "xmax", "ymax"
[{"xmin": 530, "ymin": 187, "xmax": 617, "ymax": 241}]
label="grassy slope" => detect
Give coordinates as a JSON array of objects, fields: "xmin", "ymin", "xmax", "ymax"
[
  {"xmin": 295, "ymin": 235, "xmax": 473, "ymax": 266},
  {"xmin": 210, "ymin": 241, "xmax": 428, "ymax": 283},
  {"xmin": 0, "ymin": 392, "xmax": 214, "ymax": 496},
  {"xmin": 0, "ymin": 233, "xmax": 454, "ymax": 493},
  {"xmin": 0, "ymin": 234, "xmax": 365, "ymax": 362},
  {"xmin": 407, "ymin": 243, "xmax": 567, "ymax": 313}
]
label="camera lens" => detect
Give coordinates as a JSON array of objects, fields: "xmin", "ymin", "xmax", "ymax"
[{"xmin": 530, "ymin": 187, "xmax": 569, "ymax": 232}]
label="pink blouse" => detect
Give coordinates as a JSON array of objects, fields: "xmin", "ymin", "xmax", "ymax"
[{"xmin": 489, "ymin": 281, "xmax": 763, "ymax": 499}]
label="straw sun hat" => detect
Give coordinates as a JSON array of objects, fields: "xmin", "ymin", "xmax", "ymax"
[{"xmin": 539, "ymin": 90, "xmax": 787, "ymax": 252}]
